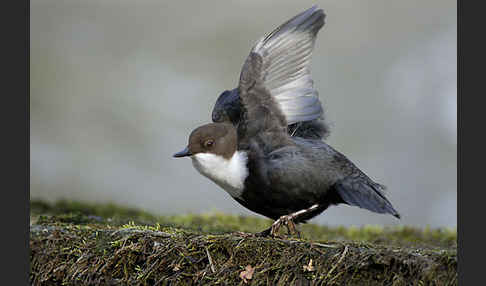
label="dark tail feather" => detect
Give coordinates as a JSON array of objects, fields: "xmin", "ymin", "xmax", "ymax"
[{"xmin": 334, "ymin": 178, "xmax": 401, "ymax": 219}]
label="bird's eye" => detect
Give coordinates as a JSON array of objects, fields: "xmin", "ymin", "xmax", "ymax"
[{"xmin": 204, "ymin": 140, "xmax": 214, "ymax": 148}]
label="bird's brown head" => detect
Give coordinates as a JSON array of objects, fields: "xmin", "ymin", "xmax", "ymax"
[{"xmin": 173, "ymin": 123, "xmax": 237, "ymax": 160}]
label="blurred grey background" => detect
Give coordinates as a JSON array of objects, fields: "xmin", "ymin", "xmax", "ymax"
[{"xmin": 30, "ymin": 0, "xmax": 456, "ymax": 228}]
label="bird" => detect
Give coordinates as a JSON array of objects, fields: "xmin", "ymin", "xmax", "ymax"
[{"xmin": 174, "ymin": 6, "xmax": 400, "ymax": 237}]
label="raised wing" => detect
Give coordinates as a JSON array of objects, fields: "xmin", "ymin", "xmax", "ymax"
[{"xmin": 238, "ymin": 5, "xmax": 325, "ymax": 140}]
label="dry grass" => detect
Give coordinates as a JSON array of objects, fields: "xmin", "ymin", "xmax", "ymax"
[{"xmin": 30, "ymin": 200, "xmax": 457, "ymax": 285}]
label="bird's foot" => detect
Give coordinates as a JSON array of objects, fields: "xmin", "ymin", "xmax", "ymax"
[
  {"xmin": 270, "ymin": 215, "xmax": 301, "ymax": 238},
  {"xmin": 255, "ymin": 204, "xmax": 321, "ymax": 238}
]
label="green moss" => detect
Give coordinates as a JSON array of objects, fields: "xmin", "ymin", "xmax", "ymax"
[
  {"xmin": 30, "ymin": 199, "xmax": 457, "ymax": 285},
  {"xmin": 31, "ymin": 199, "xmax": 456, "ymax": 249},
  {"xmin": 31, "ymin": 199, "xmax": 159, "ymax": 224}
]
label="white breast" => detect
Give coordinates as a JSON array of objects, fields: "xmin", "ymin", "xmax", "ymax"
[{"xmin": 191, "ymin": 151, "xmax": 249, "ymax": 199}]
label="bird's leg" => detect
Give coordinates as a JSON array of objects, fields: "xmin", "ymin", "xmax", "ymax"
[
  {"xmin": 270, "ymin": 215, "xmax": 297, "ymax": 238},
  {"xmin": 286, "ymin": 220, "xmax": 300, "ymax": 238},
  {"xmin": 269, "ymin": 204, "xmax": 320, "ymax": 237}
]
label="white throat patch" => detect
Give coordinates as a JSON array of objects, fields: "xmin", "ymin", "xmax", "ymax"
[{"xmin": 191, "ymin": 151, "xmax": 249, "ymax": 199}]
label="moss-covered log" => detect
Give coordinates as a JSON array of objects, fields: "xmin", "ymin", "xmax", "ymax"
[{"xmin": 30, "ymin": 200, "xmax": 457, "ymax": 285}]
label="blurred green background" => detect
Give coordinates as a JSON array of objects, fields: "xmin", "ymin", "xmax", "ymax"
[{"xmin": 30, "ymin": 0, "xmax": 456, "ymax": 228}]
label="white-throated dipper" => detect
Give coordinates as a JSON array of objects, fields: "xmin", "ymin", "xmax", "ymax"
[{"xmin": 174, "ymin": 6, "xmax": 400, "ymax": 237}]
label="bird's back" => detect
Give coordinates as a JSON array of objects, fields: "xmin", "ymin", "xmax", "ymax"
[{"xmin": 237, "ymin": 136, "xmax": 400, "ymax": 220}]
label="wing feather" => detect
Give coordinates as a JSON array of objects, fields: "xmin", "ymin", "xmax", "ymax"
[
  {"xmin": 238, "ymin": 5, "xmax": 326, "ymax": 139},
  {"xmin": 334, "ymin": 178, "xmax": 401, "ymax": 218}
]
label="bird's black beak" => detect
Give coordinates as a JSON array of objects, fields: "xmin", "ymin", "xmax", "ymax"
[{"xmin": 173, "ymin": 147, "xmax": 192, "ymax": 158}]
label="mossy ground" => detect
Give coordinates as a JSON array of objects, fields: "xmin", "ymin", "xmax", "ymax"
[{"xmin": 30, "ymin": 200, "xmax": 457, "ymax": 285}]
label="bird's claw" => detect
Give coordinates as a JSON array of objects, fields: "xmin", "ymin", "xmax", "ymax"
[{"xmin": 270, "ymin": 215, "xmax": 301, "ymax": 238}]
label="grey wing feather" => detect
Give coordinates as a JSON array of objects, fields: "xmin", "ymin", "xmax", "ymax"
[
  {"xmin": 238, "ymin": 5, "xmax": 326, "ymax": 136},
  {"xmin": 334, "ymin": 177, "xmax": 401, "ymax": 218},
  {"xmin": 239, "ymin": 52, "xmax": 288, "ymax": 139}
]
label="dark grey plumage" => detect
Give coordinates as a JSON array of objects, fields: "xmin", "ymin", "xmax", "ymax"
[
  {"xmin": 235, "ymin": 135, "xmax": 400, "ymax": 222},
  {"xmin": 231, "ymin": 6, "xmax": 400, "ymax": 222},
  {"xmin": 212, "ymin": 88, "xmax": 242, "ymax": 126},
  {"xmin": 212, "ymin": 88, "xmax": 330, "ymax": 139}
]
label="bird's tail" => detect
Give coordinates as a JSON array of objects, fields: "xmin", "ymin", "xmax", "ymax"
[{"xmin": 333, "ymin": 177, "xmax": 401, "ymax": 219}]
